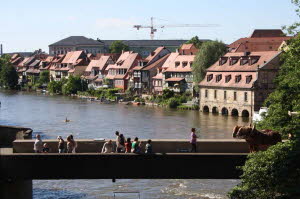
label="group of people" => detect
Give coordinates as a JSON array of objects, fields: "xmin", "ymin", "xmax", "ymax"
[
  {"xmin": 101, "ymin": 131, "xmax": 153, "ymax": 154},
  {"xmin": 33, "ymin": 134, "xmax": 77, "ymax": 153},
  {"xmin": 33, "ymin": 128, "xmax": 198, "ymax": 154}
]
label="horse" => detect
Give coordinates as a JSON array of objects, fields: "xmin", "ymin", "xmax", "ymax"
[{"xmin": 232, "ymin": 125, "xmax": 282, "ymax": 152}]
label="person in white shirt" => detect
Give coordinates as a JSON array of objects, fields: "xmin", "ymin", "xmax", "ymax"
[
  {"xmin": 33, "ymin": 134, "xmax": 43, "ymax": 153},
  {"xmin": 102, "ymin": 140, "xmax": 113, "ymax": 153}
]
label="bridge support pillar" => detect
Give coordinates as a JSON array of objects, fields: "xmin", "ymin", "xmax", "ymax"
[{"xmin": 0, "ymin": 179, "xmax": 32, "ymax": 199}]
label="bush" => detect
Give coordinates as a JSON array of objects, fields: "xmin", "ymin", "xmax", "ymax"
[
  {"xmin": 167, "ymin": 97, "xmax": 180, "ymax": 108},
  {"xmin": 162, "ymin": 89, "xmax": 174, "ymax": 99},
  {"xmin": 228, "ymin": 138, "xmax": 300, "ymax": 199}
]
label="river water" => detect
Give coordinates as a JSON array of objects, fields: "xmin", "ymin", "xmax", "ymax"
[{"xmin": 0, "ymin": 91, "xmax": 249, "ymax": 199}]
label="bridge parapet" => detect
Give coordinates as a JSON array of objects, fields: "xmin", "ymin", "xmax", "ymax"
[{"xmin": 13, "ymin": 139, "xmax": 249, "ymax": 153}]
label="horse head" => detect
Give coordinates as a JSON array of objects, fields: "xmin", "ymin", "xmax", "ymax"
[
  {"xmin": 232, "ymin": 126, "xmax": 242, "ymax": 138},
  {"xmin": 236, "ymin": 126, "xmax": 252, "ymax": 139}
]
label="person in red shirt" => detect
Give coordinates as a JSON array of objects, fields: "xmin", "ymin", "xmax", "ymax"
[{"xmin": 125, "ymin": 137, "xmax": 132, "ymax": 153}]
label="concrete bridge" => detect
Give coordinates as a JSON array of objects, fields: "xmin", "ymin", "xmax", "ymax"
[{"xmin": 0, "ymin": 139, "xmax": 249, "ymax": 199}]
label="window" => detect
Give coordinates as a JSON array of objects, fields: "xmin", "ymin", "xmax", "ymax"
[
  {"xmin": 205, "ymin": 90, "xmax": 208, "ymax": 98},
  {"xmin": 175, "ymin": 62, "xmax": 180, "ymax": 67},
  {"xmin": 214, "ymin": 90, "xmax": 217, "ymax": 99},
  {"xmin": 246, "ymin": 75, "xmax": 252, "ymax": 84},
  {"xmin": 235, "ymin": 75, "xmax": 242, "ymax": 83},
  {"xmin": 224, "ymin": 91, "xmax": 227, "ymax": 100},
  {"xmin": 225, "ymin": 75, "xmax": 231, "ymax": 83},
  {"xmin": 216, "ymin": 74, "xmax": 222, "ymax": 82},
  {"xmin": 234, "ymin": 92, "xmax": 237, "ymax": 101},
  {"xmin": 219, "ymin": 57, "xmax": 228, "ymax": 65},
  {"xmin": 182, "ymin": 62, "xmax": 188, "ymax": 67},
  {"xmin": 244, "ymin": 92, "xmax": 248, "ymax": 102},
  {"xmin": 230, "ymin": 58, "xmax": 239, "ymax": 65},
  {"xmin": 189, "ymin": 61, "xmax": 193, "ymax": 66},
  {"xmin": 207, "ymin": 74, "xmax": 213, "ymax": 82},
  {"xmin": 240, "ymin": 58, "xmax": 248, "ymax": 65}
]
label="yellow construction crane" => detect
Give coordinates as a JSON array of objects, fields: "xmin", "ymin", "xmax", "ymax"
[{"xmin": 133, "ymin": 17, "xmax": 220, "ymax": 40}]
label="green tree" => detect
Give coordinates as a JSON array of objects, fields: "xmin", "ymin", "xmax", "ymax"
[
  {"xmin": 228, "ymin": 139, "xmax": 300, "ymax": 199},
  {"xmin": 185, "ymin": 36, "xmax": 203, "ymax": 48},
  {"xmin": 109, "ymin": 41, "xmax": 129, "ymax": 53},
  {"xmin": 48, "ymin": 81, "xmax": 63, "ymax": 94},
  {"xmin": 62, "ymin": 76, "xmax": 88, "ymax": 95},
  {"xmin": 256, "ymin": 35, "xmax": 300, "ymax": 137},
  {"xmin": 192, "ymin": 40, "xmax": 227, "ymax": 91},
  {"xmin": 38, "ymin": 71, "xmax": 50, "ymax": 84},
  {"xmin": 0, "ymin": 55, "xmax": 19, "ymax": 89}
]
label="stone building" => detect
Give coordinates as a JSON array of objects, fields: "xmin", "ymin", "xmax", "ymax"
[
  {"xmin": 49, "ymin": 36, "xmax": 206, "ymax": 57},
  {"xmin": 199, "ymin": 51, "xmax": 282, "ymax": 117},
  {"xmin": 49, "ymin": 36, "xmax": 104, "ymax": 55}
]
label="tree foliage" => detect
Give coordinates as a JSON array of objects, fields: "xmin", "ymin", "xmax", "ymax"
[
  {"xmin": 0, "ymin": 55, "xmax": 19, "ymax": 89},
  {"xmin": 109, "ymin": 41, "xmax": 129, "ymax": 53},
  {"xmin": 228, "ymin": 139, "xmax": 300, "ymax": 199},
  {"xmin": 185, "ymin": 36, "xmax": 203, "ymax": 48},
  {"xmin": 257, "ymin": 35, "xmax": 300, "ymax": 137},
  {"xmin": 62, "ymin": 75, "xmax": 88, "ymax": 95},
  {"xmin": 192, "ymin": 40, "xmax": 227, "ymax": 90},
  {"xmin": 38, "ymin": 71, "xmax": 50, "ymax": 84}
]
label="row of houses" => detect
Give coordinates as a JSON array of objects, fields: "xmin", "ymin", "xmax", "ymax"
[{"xmin": 8, "ymin": 29, "xmax": 292, "ymax": 118}]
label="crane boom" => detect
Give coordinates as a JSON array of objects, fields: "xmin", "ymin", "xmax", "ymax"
[{"xmin": 133, "ymin": 17, "xmax": 220, "ymax": 40}]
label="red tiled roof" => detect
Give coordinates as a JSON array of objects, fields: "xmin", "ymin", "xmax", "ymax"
[
  {"xmin": 114, "ymin": 74, "xmax": 126, "ymax": 79},
  {"xmin": 26, "ymin": 68, "xmax": 40, "ymax": 74},
  {"xmin": 250, "ymin": 29, "xmax": 285, "ymax": 38},
  {"xmin": 144, "ymin": 46, "xmax": 165, "ymax": 62},
  {"xmin": 85, "ymin": 56, "xmax": 110, "ymax": 72},
  {"xmin": 152, "ymin": 73, "xmax": 163, "ymax": 79},
  {"xmin": 165, "ymin": 77, "xmax": 185, "ymax": 82},
  {"xmin": 207, "ymin": 51, "xmax": 281, "ymax": 72},
  {"xmin": 164, "ymin": 55, "xmax": 195, "ymax": 72},
  {"xmin": 142, "ymin": 54, "xmax": 170, "ymax": 71},
  {"xmin": 133, "ymin": 66, "xmax": 143, "ymax": 70},
  {"xmin": 199, "ymin": 72, "xmax": 256, "ymax": 89},
  {"xmin": 229, "ymin": 37, "xmax": 292, "ymax": 52},
  {"xmin": 62, "ymin": 51, "xmax": 84, "ymax": 64},
  {"xmin": 180, "ymin": 44, "xmax": 194, "ymax": 50}
]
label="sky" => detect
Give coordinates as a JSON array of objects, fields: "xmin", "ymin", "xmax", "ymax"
[{"xmin": 0, "ymin": 0, "xmax": 298, "ymax": 53}]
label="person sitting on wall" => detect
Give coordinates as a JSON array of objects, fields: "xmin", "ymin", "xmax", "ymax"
[
  {"xmin": 102, "ymin": 140, "xmax": 114, "ymax": 153},
  {"xmin": 42, "ymin": 143, "xmax": 50, "ymax": 153},
  {"xmin": 145, "ymin": 139, "xmax": 153, "ymax": 154}
]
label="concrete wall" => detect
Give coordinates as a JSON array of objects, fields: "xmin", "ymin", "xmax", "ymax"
[
  {"xmin": 13, "ymin": 139, "xmax": 249, "ymax": 153},
  {"xmin": 0, "ymin": 125, "xmax": 32, "ymax": 147},
  {"xmin": 0, "ymin": 153, "xmax": 247, "ymax": 180}
]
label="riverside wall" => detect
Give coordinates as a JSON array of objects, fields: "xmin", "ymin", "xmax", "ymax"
[{"xmin": 13, "ymin": 139, "xmax": 249, "ymax": 153}]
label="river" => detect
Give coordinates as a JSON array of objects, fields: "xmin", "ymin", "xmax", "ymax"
[{"xmin": 0, "ymin": 91, "xmax": 249, "ymax": 199}]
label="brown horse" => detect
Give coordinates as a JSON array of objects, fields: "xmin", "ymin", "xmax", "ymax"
[{"xmin": 233, "ymin": 125, "xmax": 282, "ymax": 152}]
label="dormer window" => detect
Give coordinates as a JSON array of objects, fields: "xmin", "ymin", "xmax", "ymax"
[
  {"xmin": 229, "ymin": 57, "xmax": 239, "ymax": 65},
  {"xmin": 175, "ymin": 62, "xmax": 180, "ymax": 67},
  {"xmin": 225, "ymin": 75, "xmax": 231, "ymax": 83},
  {"xmin": 246, "ymin": 75, "xmax": 252, "ymax": 84},
  {"xmin": 189, "ymin": 61, "xmax": 193, "ymax": 66},
  {"xmin": 216, "ymin": 74, "xmax": 222, "ymax": 82},
  {"xmin": 219, "ymin": 57, "xmax": 228, "ymax": 65},
  {"xmin": 249, "ymin": 56, "xmax": 260, "ymax": 65},
  {"xmin": 182, "ymin": 62, "xmax": 188, "ymax": 67},
  {"xmin": 207, "ymin": 74, "xmax": 213, "ymax": 82},
  {"xmin": 240, "ymin": 58, "xmax": 248, "ymax": 65},
  {"xmin": 235, "ymin": 75, "xmax": 242, "ymax": 83}
]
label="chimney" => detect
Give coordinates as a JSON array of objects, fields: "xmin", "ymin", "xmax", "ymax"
[{"xmin": 244, "ymin": 51, "xmax": 250, "ymax": 56}]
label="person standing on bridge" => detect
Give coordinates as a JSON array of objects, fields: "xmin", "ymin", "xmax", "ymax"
[
  {"xmin": 57, "ymin": 136, "xmax": 65, "ymax": 153},
  {"xmin": 67, "ymin": 135, "xmax": 76, "ymax": 153},
  {"xmin": 33, "ymin": 134, "xmax": 43, "ymax": 153},
  {"xmin": 190, "ymin": 128, "xmax": 198, "ymax": 153}
]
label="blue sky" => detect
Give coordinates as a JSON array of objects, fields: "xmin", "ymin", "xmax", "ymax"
[{"xmin": 0, "ymin": 0, "xmax": 298, "ymax": 53}]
